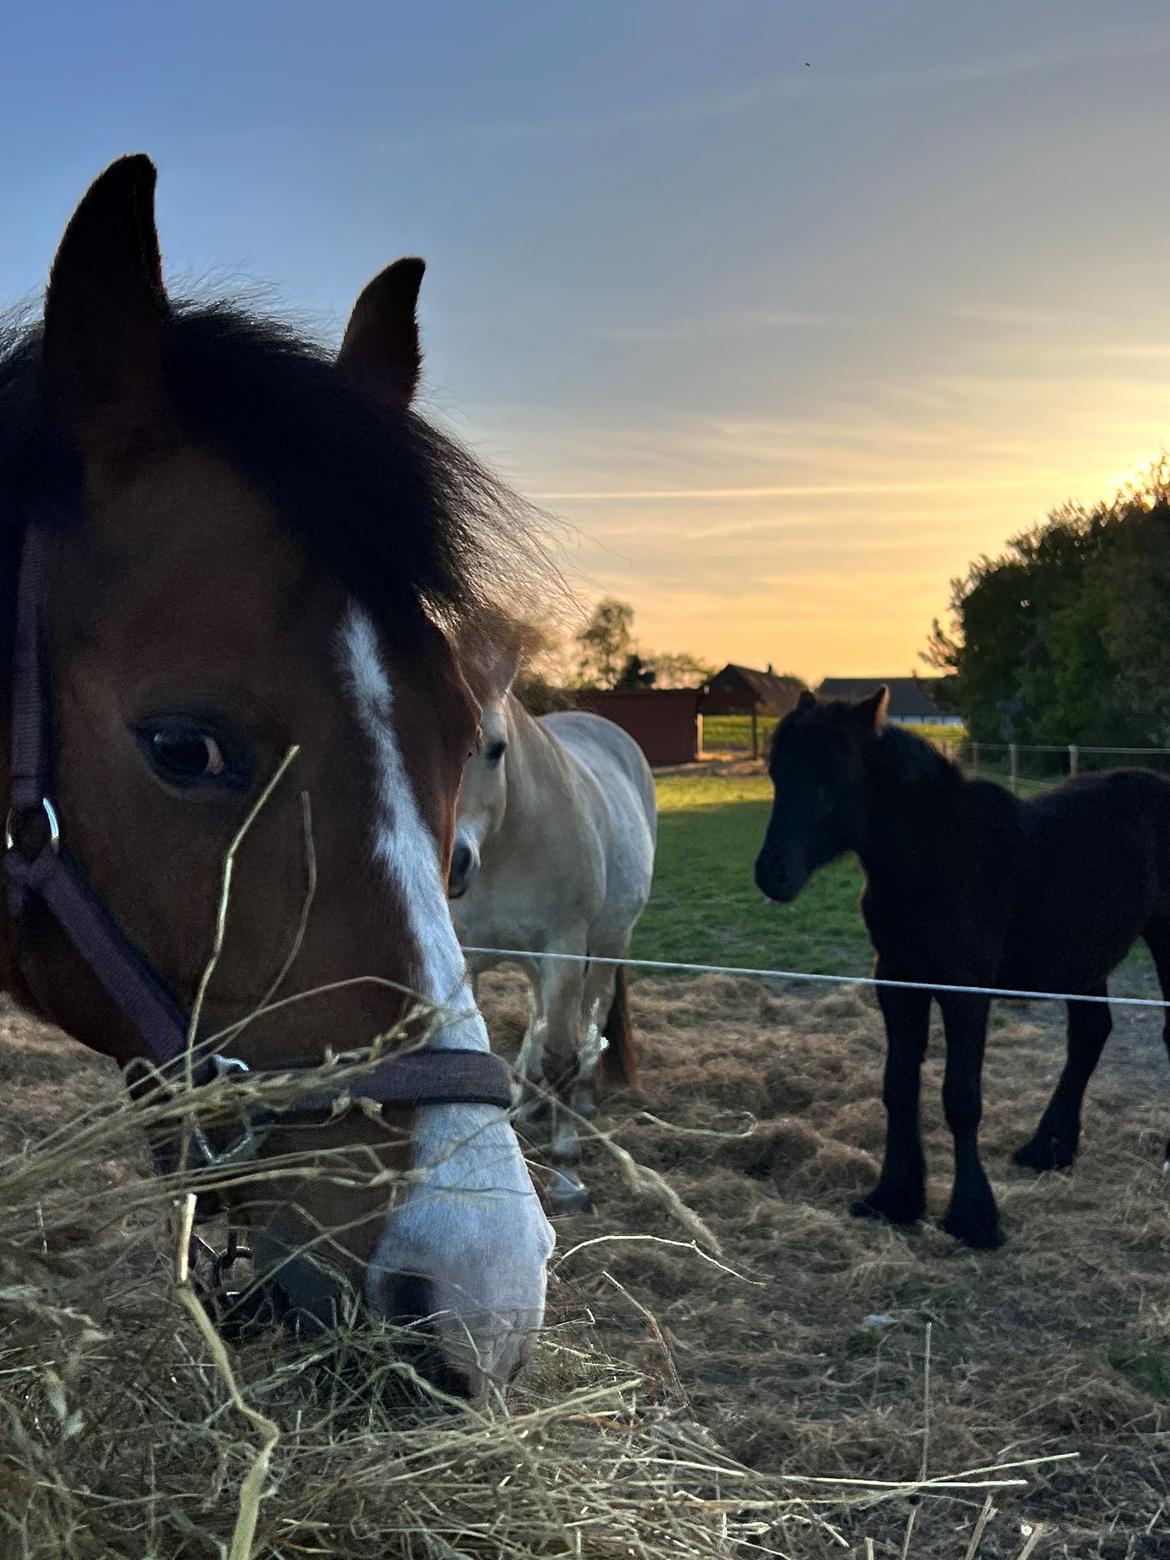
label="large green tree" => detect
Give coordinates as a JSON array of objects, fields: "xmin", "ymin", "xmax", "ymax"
[
  {"xmin": 927, "ymin": 465, "xmax": 1170, "ymax": 744},
  {"xmin": 575, "ymin": 598, "xmax": 636, "ymax": 689},
  {"xmin": 573, "ymin": 599, "xmax": 717, "ymax": 691}
]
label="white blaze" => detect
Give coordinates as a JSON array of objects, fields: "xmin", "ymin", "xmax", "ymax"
[{"xmin": 338, "ymin": 605, "xmax": 554, "ymax": 1386}]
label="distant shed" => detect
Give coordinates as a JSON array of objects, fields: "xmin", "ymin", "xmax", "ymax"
[
  {"xmin": 569, "ymin": 688, "xmax": 703, "ymax": 766},
  {"xmin": 815, "ymin": 676, "xmax": 962, "ymax": 727},
  {"xmin": 705, "ymin": 663, "xmax": 804, "ymax": 716},
  {"xmin": 703, "ymin": 663, "xmax": 804, "ymax": 757}
]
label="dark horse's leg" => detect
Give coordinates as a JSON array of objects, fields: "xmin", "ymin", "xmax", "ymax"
[
  {"xmin": 1145, "ymin": 923, "xmax": 1170, "ymax": 1168},
  {"xmin": 1013, "ymin": 986, "xmax": 1110, "ymax": 1173},
  {"xmin": 852, "ymin": 978, "xmax": 930, "ymax": 1227},
  {"xmin": 937, "ymin": 991, "xmax": 1002, "ymax": 1248}
]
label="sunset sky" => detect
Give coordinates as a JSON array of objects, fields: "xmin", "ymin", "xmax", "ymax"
[{"xmin": 3, "ymin": 1, "xmax": 1169, "ymax": 681}]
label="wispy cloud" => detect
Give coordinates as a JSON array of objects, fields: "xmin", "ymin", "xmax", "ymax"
[
  {"xmin": 530, "ymin": 477, "xmax": 1057, "ymax": 502},
  {"xmin": 376, "ymin": 21, "xmax": 1170, "ymax": 151},
  {"xmin": 599, "ymin": 309, "xmax": 835, "ymax": 343},
  {"xmin": 939, "ymin": 302, "xmax": 1065, "ymax": 330},
  {"xmin": 1093, "ymin": 343, "xmax": 1170, "ymax": 360},
  {"xmin": 219, "ymin": 19, "xmax": 1170, "ymax": 163}
]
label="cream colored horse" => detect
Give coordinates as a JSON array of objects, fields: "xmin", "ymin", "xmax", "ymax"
[{"xmin": 448, "ymin": 646, "xmax": 657, "ymax": 1209}]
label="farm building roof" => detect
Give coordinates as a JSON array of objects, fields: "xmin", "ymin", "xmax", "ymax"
[
  {"xmin": 706, "ymin": 663, "xmax": 805, "ymax": 713},
  {"xmin": 815, "ymin": 676, "xmax": 952, "ymax": 720}
]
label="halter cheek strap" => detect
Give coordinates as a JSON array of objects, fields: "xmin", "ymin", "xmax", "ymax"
[{"xmin": 3, "ymin": 519, "xmax": 513, "ymax": 1115}]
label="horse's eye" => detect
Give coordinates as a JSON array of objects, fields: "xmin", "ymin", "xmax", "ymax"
[
  {"xmin": 486, "ymin": 741, "xmax": 507, "ymax": 765},
  {"xmin": 135, "ymin": 719, "xmax": 248, "ymax": 791}
]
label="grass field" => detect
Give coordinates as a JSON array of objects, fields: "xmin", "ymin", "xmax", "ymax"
[
  {"xmin": 700, "ymin": 712, "xmax": 779, "ymax": 753},
  {"xmin": 633, "ymin": 768, "xmax": 871, "ymax": 976},
  {"xmin": 702, "ymin": 713, "xmax": 965, "ymax": 754}
]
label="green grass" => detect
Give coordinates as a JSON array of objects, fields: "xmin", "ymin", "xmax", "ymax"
[
  {"xmin": 632, "ymin": 769, "xmax": 871, "ymax": 976},
  {"xmin": 701, "ymin": 714, "xmax": 966, "ymax": 754},
  {"xmin": 701, "ymin": 713, "xmax": 779, "ymax": 753},
  {"xmin": 1107, "ymin": 1345, "xmax": 1170, "ymax": 1402}
]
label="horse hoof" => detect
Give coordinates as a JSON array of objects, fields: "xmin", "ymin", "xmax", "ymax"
[
  {"xmin": 940, "ymin": 1206, "xmax": 1003, "ymax": 1250},
  {"xmin": 547, "ymin": 1172, "xmax": 591, "ymax": 1215},
  {"xmin": 1013, "ymin": 1138, "xmax": 1075, "ymax": 1173},
  {"xmin": 850, "ymin": 1189, "xmax": 924, "ymax": 1226}
]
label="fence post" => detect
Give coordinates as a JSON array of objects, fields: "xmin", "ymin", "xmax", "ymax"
[
  {"xmin": 1068, "ymin": 744, "xmax": 1078, "ymax": 778},
  {"xmin": 1009, "ymin": 742, "xmax": 1019, "ymax": 793},
  {"xmin": 971, "ymin": 740, "xmax": 980, "ymax": 775},
  {"xmin": 751, "ymin": 707, "xmax": 759, "ymax": 762}
]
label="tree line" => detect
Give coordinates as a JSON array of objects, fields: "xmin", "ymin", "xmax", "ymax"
[
  {"xmin": 514, "ymin": 598, "xmax": 718, "ymax": 710},
  {"xmin": 926, "ymin": 461, "xmax": 1170, "ymax": 745}
]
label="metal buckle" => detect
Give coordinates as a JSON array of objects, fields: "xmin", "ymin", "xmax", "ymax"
[
  {"xmin": 191, "ymin": 1055, "xmax": 273, "ymax": 1170},
  {"xmin": 5, "ymin": 797, "xmax": 60, "ymax": 858}
]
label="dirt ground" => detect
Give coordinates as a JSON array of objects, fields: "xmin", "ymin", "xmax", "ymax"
[
  {"xmin": 478, "ymin": 966, "xmax": 1170, "ymax": 1559},
  {"xmin": 1, "ymin": 970, "xmax": 1168, "ymax": 1558}
]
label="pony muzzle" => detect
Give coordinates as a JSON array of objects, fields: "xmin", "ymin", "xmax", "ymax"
[
  {"xmin": 447, "ymin": 834, "xmax": 480, "ymax": 899},
  {"xmin": 754, "ymin": 847, "xmax": 804, "ymax": 904}
]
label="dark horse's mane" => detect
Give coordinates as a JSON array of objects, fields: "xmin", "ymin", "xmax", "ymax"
[
  {"xmin": 871, "ymin": 718, "xmax": 962, "ymax": 791},
  {"xmin": 0, "ymin": 300, "xmax": 545, "ymax": 645},
  {"xmin": 784, "ymin": 698, "xmax": 963, "ymax": 793}
]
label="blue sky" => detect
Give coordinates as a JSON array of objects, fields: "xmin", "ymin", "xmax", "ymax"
[{"xmin": 3, "ymin": 1, "xmax": 1170, "ymax": 678}]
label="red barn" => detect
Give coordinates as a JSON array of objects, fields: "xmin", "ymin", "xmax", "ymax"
[{"xmin": 569, "ymin": 688, "xmax": 703, "ymax": 766}]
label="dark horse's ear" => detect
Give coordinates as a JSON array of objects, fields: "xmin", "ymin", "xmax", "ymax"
[
  {"xmin": 797, "ymin": 688, "xmax": 817, "ymax": 712},
  {"xmin": 43, "ymin": 155, "xmax": 174, "ymax": 469},
  {"xmin": 854, "ymin": 686, "xmax": 889, "ymax": 730},
  {"xmin": 337, "ymin": 257, "xmax": 425, "ymax": 411}
]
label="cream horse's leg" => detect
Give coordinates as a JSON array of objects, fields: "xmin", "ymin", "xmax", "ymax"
[
  {"xmin": 514, "ymin": 958, "xmax": 548, "ymax": 1096},
  {"xmin": 527, "ymin": 941, "xmax": 592, "ymax": 1213},
  {"xmin": 575, "ymin": 944, "xmax": 625, "ymax": 1122}
]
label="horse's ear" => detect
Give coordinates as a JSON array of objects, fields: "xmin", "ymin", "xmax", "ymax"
[
  {"xmin": 337, "ymin": 257, "xmax": 425, "ymax": 411},
  {"xmin": 854, "ymin": 686, "xmax": 889, "ymax": 730},
  {"xmin": 797, "ymin": 688, "xmax": 817, "ymax": 712},
  {"xmin": 485, "ymin": 639, "xmax": 523, "ymax": 702},
  {"xmin": 42, "ymin": 155, "xmax": 175, "ymax": 469}
]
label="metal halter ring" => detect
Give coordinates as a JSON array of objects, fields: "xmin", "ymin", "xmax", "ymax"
[
  {"xmin": 191, "ymin": 1054, "xmax": 275, "ymax": 1170},
  {"xmin": 5, "ymin": 797, "xmax": 61, "ymax": 857}
]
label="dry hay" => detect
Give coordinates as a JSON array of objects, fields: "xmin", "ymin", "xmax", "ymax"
[
  {"xmin": 0, "ymin": 1002, "xmax": 782, "ymax": 1559},
  {"xmin": 0, "ymin": 968, "xmax": 1167, "ymax": 1558},
  {"xmin": 479, "ymin": 969, "xmax": 1170, "ymax": 1558}
]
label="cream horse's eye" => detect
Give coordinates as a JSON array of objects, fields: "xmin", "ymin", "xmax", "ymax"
[{"xmin": 485, "ymin": 741, "xmax": 507, "ymax": 765}]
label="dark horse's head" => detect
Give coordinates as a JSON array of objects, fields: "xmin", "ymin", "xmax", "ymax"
[
  {"xmin": 755, "ymin": 687, "xmax": 888, "ymax": 903},
  {"xmin": 0, "ymin": 158, "xmax": 554, "ymax": 1394}
]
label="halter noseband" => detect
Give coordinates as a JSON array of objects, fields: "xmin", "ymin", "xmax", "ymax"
[{"xmin": 3, "ymin": 519, "xmax": 514, "ymax": 1171}]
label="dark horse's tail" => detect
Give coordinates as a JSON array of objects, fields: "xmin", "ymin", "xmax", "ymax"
[{"xmin": 598, "ymin": 964, "xmax": 638, "ymax": 1090}]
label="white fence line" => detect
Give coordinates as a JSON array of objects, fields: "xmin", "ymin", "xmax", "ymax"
[
  {"xmin": 941, "ymin": 739, "xmax": 1170, "ymax": 791},
  {"xmin": 462, "ymin": 946, "xmax": 1170, "ymax": 1011},
  {"xmin": 967, "ymin": 744, "xmax": 1170, "ymax": 756}
]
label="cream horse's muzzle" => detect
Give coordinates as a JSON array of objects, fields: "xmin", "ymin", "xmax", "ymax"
[{"xmin": 447, "ymin": 832, "xmax": 480, "ymax": 899}]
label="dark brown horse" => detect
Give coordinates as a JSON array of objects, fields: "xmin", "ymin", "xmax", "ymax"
[
  {"xmin": 755, "ymin": 689, "xmax": 1170, "ymax": 1249},
  {"xmin": 0, "ymin": 156, "xmax": 553, "ymax": 1393}
]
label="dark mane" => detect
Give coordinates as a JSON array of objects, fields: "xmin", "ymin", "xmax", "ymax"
[
  {"xmin": 872, "ymin": 719, "xmax": 960, "ymax": 790},
  {"xmin": 0, "ymin": 299, "xmax": 546, "ymax": 645},
  {"xmin": 777, "ymin": 697, "xmax": 961, "ymax": 792}
]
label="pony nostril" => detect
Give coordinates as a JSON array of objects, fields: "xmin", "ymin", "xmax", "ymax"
[
  {"xmin": 379, "ymin": 1270, "xmax": 433, "ymax": 1329},
  {"xmin": 374, "ymin": 1271, "xmax": 474, "ymax": 1400},
  {"xmin": 755, "ymin": 852, "xmax": 798, "ymax": 903},
  {"xmin": 448, "ymin": 840, "xmax": 476, "ymax": 898}
]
